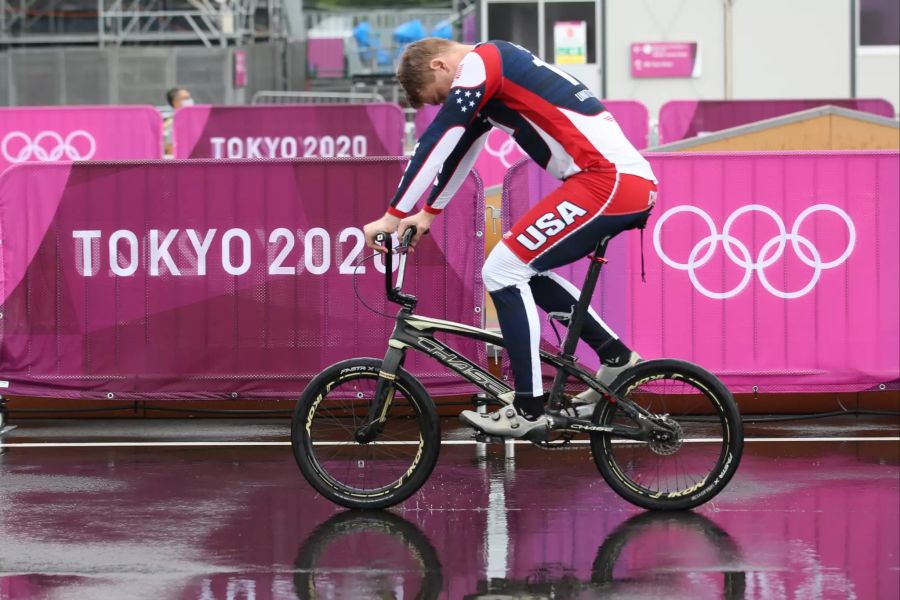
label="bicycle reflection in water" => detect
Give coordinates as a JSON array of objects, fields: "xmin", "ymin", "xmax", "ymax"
[
  {"xmin": 293, "ymin": 510, "xmax": 444, "ymax": 600},
  {"xmin": 292, "ymin": 509, "xmax": 746, "ymax": 600}
]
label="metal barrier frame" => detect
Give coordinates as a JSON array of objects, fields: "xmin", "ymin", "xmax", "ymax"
[{"xmin": 251, "ymin": 90, "xmax": 385, "ymax": 104}]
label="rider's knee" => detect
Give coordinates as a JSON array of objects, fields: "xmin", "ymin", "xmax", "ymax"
[{"xmin": 482, "ymin": 243, "xmax": 535, "ymax": 292}]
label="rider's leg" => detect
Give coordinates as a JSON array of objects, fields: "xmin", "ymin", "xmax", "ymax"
[
  {"xmin": 529, "ymin": 277, "xmax": 640, "ymax": 404},
  {"xmin": 481, "ymin": 243, "xmax": 545, "ymax": 418},
  {"xmin": 460, "ymin": 246, "xmax": 549, "ymax": 438},
  {"xmin": 482, "ymin": 236, "xmax": 641, "ymax": 400},
  {"xmin": 528, "ymin": 272, "xmax": 631, "ymax": 365},
  {"xmin": 462, "ymin": 172, "xmax": 655, "ymax": 436},
  {"xmin": 521, "ymin": 175, "xmax": 654, "ymax": 388}
]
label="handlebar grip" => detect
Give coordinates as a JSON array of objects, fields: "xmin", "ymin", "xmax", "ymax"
[
  {"xmin": 372, "ymin": 229, "xmax": 418, "ymax": 309},
  {"xmin": 374, "ymin": 231, "xmax": 391, "ymax": 252},
  {"xmin": 374, "ymin": 232, "xmax": 393, "ymax": 291}
]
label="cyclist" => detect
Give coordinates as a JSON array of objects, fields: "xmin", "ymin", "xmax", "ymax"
[{"xmin": 363, "ymin": 38, "xmax": 656, "ymax": 438}]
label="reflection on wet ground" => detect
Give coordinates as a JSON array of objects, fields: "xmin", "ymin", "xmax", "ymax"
[{"xmin": 0, "ymin": 416, "xmax": 898, "ymax": 599}]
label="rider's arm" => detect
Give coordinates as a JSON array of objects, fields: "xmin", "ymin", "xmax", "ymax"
[
  {"xmin": 387, "ymin": 45, "xmax": 502, "ymax": 218},
  {"xmin": 421, "ymin": 118, "xmax": 490, "ymax": 215}
]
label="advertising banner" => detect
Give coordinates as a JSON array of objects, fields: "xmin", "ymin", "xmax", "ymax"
[
  {"xmin": 658, "ymin": 99, "xmax": 897, "ymax": 144},
  {"xmin": 174, "ymin": 104, "xmax": 405, "ymax": 159},
  {"xmin": 233, "ymin": 49, "xmax": 248, "ymax": 88},
  {"xmin": 0, "ymin": 158, "xmax": 485, "ymax": 399},
  {"xmin": 502, "ymin": 151, "xmax": 900, "ymax": 391},
  {"xmin": 0, "ymin": 106, "xmax": 163, "ymax": 174}
]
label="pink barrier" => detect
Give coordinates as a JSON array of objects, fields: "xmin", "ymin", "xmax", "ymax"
[
  {"xmin": 174, "ymin": 104, "xmax": 405, "ymax": 159},
  {"xmin": 416, "ymin": 100, "xmax": 649, "ymax": 189},
  {"xmin": 307, "ymin": 38, "xmax": 345, "ymax": 78},
  {"xmin": 503, "ymin": 151, "xmax": 900, "ymax": 392},
  {"xmin": 658, "ymin": 99, "xmax": 897, "ymax": 144},
  {"xmin": 0, "ymin": 158, "xmax": 485, "ymax": 399},
  {"xmin": 0, "ymin": 105, "xmax": 163, "ymax": 174}
]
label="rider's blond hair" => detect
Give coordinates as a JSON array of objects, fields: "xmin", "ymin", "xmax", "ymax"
[{"xmin": 396, "ymin": 38, "xmax": 458, "ymax": 109}]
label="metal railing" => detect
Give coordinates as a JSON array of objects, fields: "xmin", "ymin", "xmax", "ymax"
[
  {"xmin": 251, "ymin": 90, "xmax": 386, "ymax": 104},
  {"xmin": 0, "ymin": 0, "xmax": 285, "ymax": 46},
  {"xmin": 305, "ymin": 8, "xmax": 454, "ymax": 39}
]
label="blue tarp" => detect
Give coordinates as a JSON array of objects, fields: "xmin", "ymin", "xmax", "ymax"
[
  {"xmin": 353, "ymin": 21, "xmax": 372, "ymax": 46},
  {"xmin": 393, "ymin": 19, "xmax": 426, "ymax": 45},
  {"xmin": 431, "ymin": 20, "xmax": 452, "ymax": 40},
  {"xmin": 353, "ymin": 21, "xmax": 391, "ymax": 66}
]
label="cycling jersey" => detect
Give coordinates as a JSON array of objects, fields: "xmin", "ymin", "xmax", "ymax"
[{"xmin": 387, "ymin": 40, "xmax": 656, "ymax": 218}]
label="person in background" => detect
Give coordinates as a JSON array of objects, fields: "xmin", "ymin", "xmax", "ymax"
[{"xmin": 163, "ymin": 87, "xmax": 194, "ymax": 157}]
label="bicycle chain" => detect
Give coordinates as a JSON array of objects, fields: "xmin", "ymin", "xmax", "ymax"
[{"xmin": 529, "ymin": 404, "xmax": 590, "ymax": 450}]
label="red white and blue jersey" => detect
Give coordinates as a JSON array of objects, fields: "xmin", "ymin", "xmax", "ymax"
[{"xmin": 388, "ymin": 40, "xmax": 657, "ymax": 218}]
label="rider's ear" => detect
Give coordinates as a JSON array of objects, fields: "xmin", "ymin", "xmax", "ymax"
[{"xmin": 429, "ymin": 57, "xmax": 450, "ymax": 74}]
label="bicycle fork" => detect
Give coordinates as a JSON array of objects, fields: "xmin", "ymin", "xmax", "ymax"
[{"xmin": 355, "ymin": 344, "xmax": 405, "ymax": 444}]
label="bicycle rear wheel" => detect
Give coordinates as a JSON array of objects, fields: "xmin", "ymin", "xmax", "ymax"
[
  {"xmin": 291, "ymin": 357, "xmax": 440, "ymax": 509},
  {"xmin": 590, "ymin": 359, "xmax": 743, "ymax": 510}
]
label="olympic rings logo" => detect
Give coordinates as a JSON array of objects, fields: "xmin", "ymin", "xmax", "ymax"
[
  {"xmin": 653, "ymin": 204, "xmax": 856, "ymax": 300},
  {"xmin": 1, "ymin": 130, "xmax": 97, "ymax": 163},
  {"xmin": 483, "ymin": 129, "xmax": 525, "ymax": 168}
]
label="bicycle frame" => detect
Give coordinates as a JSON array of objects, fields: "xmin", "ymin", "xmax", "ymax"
[{"xmin": 355, "ymin": 230, "xmax": 660, "ymax": 443}]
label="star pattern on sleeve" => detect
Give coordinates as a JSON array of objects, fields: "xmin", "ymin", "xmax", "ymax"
[{"xmin": 451, "ymin": 86, "xmax": 485, "ymax": 114}]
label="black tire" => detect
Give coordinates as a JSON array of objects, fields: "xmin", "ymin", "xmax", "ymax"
[
  {"xmin": 294, "ymin": 510, "xmax": 444, "ymax": 600},
  {"xmin": 291, "ymin": 357, "xmax": 440, "ymax": 509},
  {"xmin": 590, "ymin": 359, "xmax": 743, "ymax": 510}
]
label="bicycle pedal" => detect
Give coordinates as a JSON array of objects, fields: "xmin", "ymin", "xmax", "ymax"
[{"xmin": 474, "ymin": 432, "xmax": 506, "ymax": 444}]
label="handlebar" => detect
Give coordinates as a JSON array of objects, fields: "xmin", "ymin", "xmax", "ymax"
[{"xmin": 374, "ymin": 227, "xmax": 418, "ymax": 309}]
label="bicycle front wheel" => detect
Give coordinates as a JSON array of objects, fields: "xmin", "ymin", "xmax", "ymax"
[
  {"xmin": 291, "ymin": 357, "xmax": 440, "ymax": 509},
  {"xmin": 590, "ymin": 359, "xmax": 743, "ymax": 510}
]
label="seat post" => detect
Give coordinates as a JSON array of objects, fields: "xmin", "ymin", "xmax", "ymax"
[
  {"xmin": 547, "ymin": 237, "xmax": 610, "ymax": 407},
  {"xmin": 561, "ymin": 237, "xmax": 610, "ymax": 356}
]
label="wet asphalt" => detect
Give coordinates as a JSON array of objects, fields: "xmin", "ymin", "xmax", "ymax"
[{"xmin": 0, "ymin": 415, "xmax": 898, "ymax": 599}]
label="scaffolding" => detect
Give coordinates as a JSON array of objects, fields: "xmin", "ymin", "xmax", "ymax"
[{"xmin": 0, "ymin": 0, "xmax": 286, "ymax": 47}]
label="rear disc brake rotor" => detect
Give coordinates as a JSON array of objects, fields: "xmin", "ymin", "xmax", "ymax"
[{"xmin": 647, "ymin": 417, "xmax": 684, "ymax": 456}]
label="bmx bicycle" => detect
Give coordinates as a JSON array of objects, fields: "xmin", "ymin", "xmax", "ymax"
[{"xmin": 291, "ymin": 227, "xmax": 743, "ymax": 510}]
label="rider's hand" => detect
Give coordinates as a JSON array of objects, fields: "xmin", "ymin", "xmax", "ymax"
[
  {"xmin": 363, "ymin": 213, "xmax": 402, "ymax": 253},
  {"xmin": 398, "ymin": 210, "xmax": 436, "ymax": 252}
]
